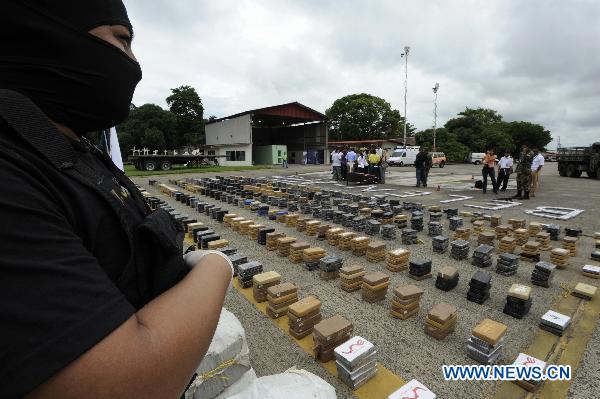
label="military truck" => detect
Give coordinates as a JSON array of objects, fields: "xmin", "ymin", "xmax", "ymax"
[{"xmin": 557, "ymin": 142, "xmax": 600, "ymax": 178}]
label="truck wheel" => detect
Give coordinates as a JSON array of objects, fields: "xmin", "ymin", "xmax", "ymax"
[
  {"xmin": 558, "ymin": 163, "xmax": 567, "ymax": 176},
  {"xmin": 399, "ymin": 161, "xmax": 404, "ymax": 167},
  {"xmin": 474, "ymin": 161, "xmax": 481, "ymax": 165},
  {"xmin": 160, "ymin": 160, "xmax": 172, "ymax": 171},
  {"xmin": 574, "ymin": 170, "xmax": 582, "ymax": 178},
  {"xmin": 144, "ymin": 160, "xmax": 157, "ymax": 171},
  {"xmin": 439, "ymin": 161, "xmax": 445, "ymax": 168},
  {"xmin": 566, "ymin": 164, "xmax": 578, "ymax": 177},
  {"xmin": 586, "ymin": 170, "xmax": 597, "ymax": 178}
]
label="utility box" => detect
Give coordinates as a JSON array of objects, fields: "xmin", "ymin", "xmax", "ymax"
[{"xmin": 254, "ymin": 145, "xmax": 288, "ymax": 165}]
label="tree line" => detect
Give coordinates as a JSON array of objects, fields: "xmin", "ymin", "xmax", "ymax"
[
  {"xmin": 116, "ymin": 85, "xmax": 207, "ymax": 159},
  {"xmin": 415, "ymin": 108, "xmax": 552, "ymax": 161},
  {"xmin": 325, "ymin": 93, "xmax": 551, "ymax": 161}
]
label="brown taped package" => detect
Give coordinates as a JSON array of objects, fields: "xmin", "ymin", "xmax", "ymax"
[
  {"xmin": 288, "ymin": 307, "xmax": 321, "ymax": 325},
  {"xmin": 394, "ymin": 284, "xmax": 424, "ymax": 299},
  {"xmin": 472, "ymin": 319, "xmax": 508, "ymax": 345},
  {"xmin": 208, "ymin": 239, "xmax": 229, "ymax": 249},
  {"xmin": 288, "ymin": 295, "xmax": 321, "ymax": 318},
  {"xmin": 313, "ymin": 315, "xmax": 353, "ymax": 343},
  {"xmin": 427, "ymin": 302, "xmax": 457, "ymax": 324},
  {"xmin": 289, "ymin": 312, "xmax": 323, "ymax": 332},
  {"xmin": 267, "ymin": 282, "xmax": 297, "ymax": 297},
  {"xmin": 363, "ymin": 272, "xmax": 389, "ymax": 287},
  {"xmin": 268, "ymin": 291, "xmax": 298, "ymax": 306}
]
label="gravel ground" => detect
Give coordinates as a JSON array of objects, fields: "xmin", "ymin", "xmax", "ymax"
[
  {"xmin": 568, "ymin": 319, "xmax": 600, "ymax": 398},
  {"xmin": 133, "ymin": 163, "xmax": 599, "ymax": 399}
]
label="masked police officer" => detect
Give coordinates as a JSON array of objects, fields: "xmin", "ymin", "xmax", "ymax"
[
  {"xmin": 513, "ymin": 143, "xmax": 535, "ymax": 200},
  {"xmin": 0, "ymin": 2, "xmax": 233, "ymax": 398}
]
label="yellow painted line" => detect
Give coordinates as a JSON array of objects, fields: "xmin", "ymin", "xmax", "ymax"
[
  {"xmin": 543, "ymin": 295, "xmax": 600, "ymax": 398},
  {"xmin": 494, "ymin": 287, "xmax": 600, "ymax": 398},
  {"xmin": 232, "ymin": 278, "xmax": 406, "ymax": 399}
]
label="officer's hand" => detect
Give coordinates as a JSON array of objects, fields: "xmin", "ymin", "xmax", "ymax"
[{"xmin": 183, "ymin": 250, "xmax": 234, "ymax": 289}]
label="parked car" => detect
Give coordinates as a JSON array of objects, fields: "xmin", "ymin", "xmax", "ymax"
[
  {"xmin": 468, "ymin": 152, "xmax": 486, "ymax": 165},
  {"xmin": 543, "ymin": 151, "xmax": 557, "ymax": 162},
  {"xmin": 430, "ymin": 152, "xmax": 447, "ymax": 168},
  {"xmin": 388, "ymin": 146, "xmax": 420, "ymax": 166}
]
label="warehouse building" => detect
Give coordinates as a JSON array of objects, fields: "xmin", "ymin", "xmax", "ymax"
[{"xmin": 205, "ymin": 102, "xmax": 328, "ymax": 166}]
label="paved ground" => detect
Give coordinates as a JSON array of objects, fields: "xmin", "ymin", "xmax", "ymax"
[{"xmin": 133, "ymin": 162, "xmax": 599, "ymax": 399}]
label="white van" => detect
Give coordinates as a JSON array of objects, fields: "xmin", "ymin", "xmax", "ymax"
[
  {"xmin": 468, "ymin": 153, "xmax": 486, "ymax": 165},
  {"xmin": 389, "ymin": 146, "xmax": 420, "ymax": 166}
]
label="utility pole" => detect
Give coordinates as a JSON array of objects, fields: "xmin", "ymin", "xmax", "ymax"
[
  {"xmin": 432, "ymin": 83, "xmax": 439, "ymax": 152},
  {"xmin": 401, "ymin": 46, "xmax": 410, "ymax": 147}
]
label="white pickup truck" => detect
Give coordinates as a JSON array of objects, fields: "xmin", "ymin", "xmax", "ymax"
[{"xmin": 468, "ymin": 152, "xmax": 486, "ymax": 165}]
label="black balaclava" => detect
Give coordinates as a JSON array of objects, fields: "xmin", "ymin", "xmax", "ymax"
[{"xmin": 0, "ymin": 0, "xmax": 142, "ymax": 134}]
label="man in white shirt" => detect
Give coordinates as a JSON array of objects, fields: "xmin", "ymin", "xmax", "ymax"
[
  {"xmin": 331, "ymin": 148, "xmax": 342, "ymax": 181},
  {"xmin": 530, "ymin": 147, "xmax": 545, "ymax": 197},
  {"xmin": 357, "ymin": 151, "xmax": 368, "ymax": 172},
  {"xmin": 496, "ymin": 150, "xmax": 514, "ymax": 192},
  {"xmin": 346, "ymin": 148, "xmax": 357, "ymax": 174}
]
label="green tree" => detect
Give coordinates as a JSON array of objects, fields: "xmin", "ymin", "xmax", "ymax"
[
  {"xmin": 479, "ymin": 123, "xmax": 514, "ymax": 153},
  {"xmin": 444, "ymin": 107, "xmax": 503, "ymax": 150},
  {"xmin": 117, "ymin": 103, "xmax": 177, "ymax": 158},
  {"xmin": 141, "ymin": 127, "xmax": 166, "ymax": 150},
  {"xmin": 326, "ymin": 93, "xmax": 413, "ymax": 140},
  {"xmin": 415, "ymin": 128, "xmax": 470, "ymax": 162},
  {"xmin": 504, "ymin": 121, "xmax": 552, "ymax": 151},
  {"xmin": 166, "ymin": 85, "xmax": 205, "ymax": 147}
]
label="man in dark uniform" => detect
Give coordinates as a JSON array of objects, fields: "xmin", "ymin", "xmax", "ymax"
[
  {"xmin": 513, "ymin": 143, "xmax": 535, "ymax": 200},
  {"xmin": 0, "ymin": 2, "xmax": 233, "ymax": 398},
  {"xmin": 415, "ymin": 147, "xmax": 432, "ymax": 187}
]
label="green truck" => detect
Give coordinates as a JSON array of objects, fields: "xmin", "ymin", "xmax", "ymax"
[{"xmin": 557, "ymin": 142, "xmax": 600, "ymax": 178}]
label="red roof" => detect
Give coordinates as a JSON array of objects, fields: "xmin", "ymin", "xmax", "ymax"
[{"xmin": 207, "ymin": 102, "xmax": 326, "ymax": 124}]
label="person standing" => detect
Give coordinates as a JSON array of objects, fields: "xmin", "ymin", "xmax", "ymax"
[
  {"xmin": 496, "ymin": 150, "xmax": 514, "ymax": 192},
  {"xmin": 282, "ymin": 150, "xmax": 288, "ymax": 168},
  {"xmin": 340, "ymin": 148, "xmax": 348, "ymax": 181},
  {"xmin": 513, "ymin": 143, "xmax": 535, "ymax": 200},
  {"xmin": 481, "ymin": 149, "xmax": 498, "ymax": 194},
  {"xmin": 331, "ymin": 148, "xmax": 342, "ymax": 181},
  {"xmin": 346, "ymin": 147, "xmax": 357, "ymax": 174},
  {"xmin": 380, "ymin": 148, "xmax": 389, "ymax": 184},
  {"xmin": 357, "ymin": 151, "xmax": 368, "ymax": 172},
  {"xmin": 414, "ymin": 147, "xmax": 431, "ymax": 187},
  {"xmin": 376, "ymin": 144, "xmax": 383, "ymax": 158},
  {"xmin": 367, "ymin": 149, "xmax": 381, "ymax": 181},
  {"xmin": 530, "ymin": 148, "xmax": 544, "ymax": 197}
]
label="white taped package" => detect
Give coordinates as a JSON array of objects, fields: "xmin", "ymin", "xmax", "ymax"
[
  {"xmin": 185, "ymin": 308, "xmax": 252, "ymax": 399},
  {"xmin": 227, "ymin": 367, "xmax": 336, "ymax": 399},
  {"xmin": 216, "ymin": 368, "xmax": 257, "ymax": 398}
]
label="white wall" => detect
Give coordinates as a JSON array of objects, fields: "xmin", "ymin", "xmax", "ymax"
[
  {"xmin": 214, "ymin": 144, "xmax": 252, "ymax": 166},
  {"xmin": 206, "ymin": 114, "xmax": 252, "ymax": 146}
]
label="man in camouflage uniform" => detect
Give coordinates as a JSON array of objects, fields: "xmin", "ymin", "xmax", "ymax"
[{"xmin": 513, "ymin": 143, "xmax": 534, "ymax": 200}]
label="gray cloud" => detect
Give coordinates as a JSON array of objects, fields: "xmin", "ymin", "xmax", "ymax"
[{"xmin": 124, "ymin": 0, "xmax": 600, "ymax": 147}]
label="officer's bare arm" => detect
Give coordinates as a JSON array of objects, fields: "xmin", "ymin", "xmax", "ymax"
[{"xmin": 26, "ymin": 253, "xmax": 232, "ymax": 399}]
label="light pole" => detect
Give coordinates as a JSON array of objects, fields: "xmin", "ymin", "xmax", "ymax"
[
  {"xmin": 401, "ymin": 46, "xmax": 410, "ymax": 147},
  {"xmin": 432, "ymin": 82, "xmax": 439, "ymax": 152}
]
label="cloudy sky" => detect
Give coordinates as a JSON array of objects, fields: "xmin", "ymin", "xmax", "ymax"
[{"xmin": 124, "ymin": 0, "xmax": 600, "ymax": 148}]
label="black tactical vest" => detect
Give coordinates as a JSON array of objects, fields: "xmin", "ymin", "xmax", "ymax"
[{"xmin": 0, "ymin": 89, "xmax": 188, "ymax": 309}]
